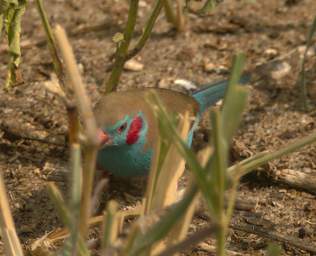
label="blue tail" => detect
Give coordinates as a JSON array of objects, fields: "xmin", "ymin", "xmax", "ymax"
[{"xmin": 192, "ymin": 74, "xmax": 250, "ymax": 114}]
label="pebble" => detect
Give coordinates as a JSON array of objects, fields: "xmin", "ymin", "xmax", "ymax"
[
  {"xmin": 174, "ymin": 79, "xmax": 197, "ymax": 91},
  {"xmin": 298, "ymin": 45, "xmax": 315, "ymax": 58},
  {"xmin": 271, "ymin": 61, "xmax": 291, "ymax": 80},
  {"xmin": 204, "ymin": 62, "xmax": 228, "ymax": 74},
  {"xmin": 264, "ymin": 48, "xmax": 278, "ymax": 58},
  {"xmin": 123, "ymin": 59, "xmax": 144, "ymax": 72}
]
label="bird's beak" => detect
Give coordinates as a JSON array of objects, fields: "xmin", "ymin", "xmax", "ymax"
[{"xmin": 98, "ymin": 129, "xmax": 111, "ymax": 147}]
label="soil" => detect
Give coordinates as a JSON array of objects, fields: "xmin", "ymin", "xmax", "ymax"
[{"xmin": 1, "ymin": 0, "xmax": 316, "ymax": 255}]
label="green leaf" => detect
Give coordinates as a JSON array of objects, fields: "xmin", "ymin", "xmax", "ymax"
[
  {"xmin": 112, "ymin": 32, "xmax": 124, "ymax": 43},
  {"xmin": 221, "ymin": 53, "xmax": 248, "ymax": 143},
  {"xmin": 198, "ymin": 0, "xmax": 217, "ymax": 14},
  {"xmin": 4, "ymin": 0, "xmax": 26, "ymax": 89}
]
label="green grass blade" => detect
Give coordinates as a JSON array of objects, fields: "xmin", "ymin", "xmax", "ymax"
[
  {"xmin": 47, "ymin": 183, "xmax": 90, "ymax": 256},
  {"xmin": 35, "ymin": 0, "xmax": 64, "ymax": 81},
  {"xmin": 221, "ymin": 53, "xmax": 248, "ymax": 143},
  {"xmin": 228, "ymin": 130, "xmax": 316, "ymax": 178},
  {"xmin": 146, "ymin": 91, "xmax": 214, "ymax": 210},
  {"xmin": 128, "ymin": 186, "xmax": 198, "ymax": 256}
]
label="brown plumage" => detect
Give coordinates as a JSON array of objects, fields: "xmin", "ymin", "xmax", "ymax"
[{"xmin": 94, "ymin": 88, "xmax": 199, "ymax": 148}]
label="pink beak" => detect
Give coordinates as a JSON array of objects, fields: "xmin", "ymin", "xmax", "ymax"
[{"xmin": 98, "ymin": 129, "xmax": 110, "ymax": 146}]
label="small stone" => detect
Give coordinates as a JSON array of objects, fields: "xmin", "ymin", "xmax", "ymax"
[
  {"xmin": 158, "ymin": 77, "xmax": 174, "ymax": 89},
  {"xmin": 123, "ymin": 59, "xmax": 144, "ymax": 72},
  {"xmin": 204, "ymin": 62, "xmax": 228, "ymax": 74},
  {"xmin": 174, "ymin": 79, "xmax": 197, "ymax": 91},
  {"xmin": 204, "ymin": 62, "xmax": 216, "ymax": 73},
  {"xmin": 264, "ymin": 48, "xmax": 278, "ymax": 58},
  {"xmin": 33, "ymin": 168, "xmax": 41, "ymax": 175},
  {"xmin": 298, "ymin": 45, "xmax": 315, "ymax": 58},
  {"xmin": 14, "ymin": 202, "xmax": 21, "ymax": 209},
  {"xmin": 271, "ymin": 61, "xmax": 291, "ymax": 80}
]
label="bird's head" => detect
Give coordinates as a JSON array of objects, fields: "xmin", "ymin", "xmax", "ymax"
[{"xmin": 98, "ymin": 112, "xmax": 146, "ymax": 148}]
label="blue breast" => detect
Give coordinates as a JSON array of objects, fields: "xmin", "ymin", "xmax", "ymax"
[{"xmin": 97, "ymin": 144, "xmax": 153, "ymax": 176}]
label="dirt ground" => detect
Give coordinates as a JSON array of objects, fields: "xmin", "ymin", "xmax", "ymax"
[{"xmin": 0, "ymin": 0, "xmax": 316, "ymax": 255}]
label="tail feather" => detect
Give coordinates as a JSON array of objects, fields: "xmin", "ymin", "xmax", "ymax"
[{"xmin": 192, "ymin": 73, "xmax": 250, "ymax": 113}]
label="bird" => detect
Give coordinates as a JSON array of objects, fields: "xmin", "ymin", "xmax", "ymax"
[{"xmin": 95, "ymin": 76, "xmax": 249, "ymax": 177}]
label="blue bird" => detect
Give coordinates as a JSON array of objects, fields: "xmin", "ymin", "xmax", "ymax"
[{"xmin": 95, "ymin": 75, "xmax": 249, "ymax": 176}]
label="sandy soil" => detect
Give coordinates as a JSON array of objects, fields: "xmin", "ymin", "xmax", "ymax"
[{"xmin": 0, "ymin": 0, "xmax": 316, "ymax": 255}]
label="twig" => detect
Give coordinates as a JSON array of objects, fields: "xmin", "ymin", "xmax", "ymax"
[
  {"xmin": 91, "ymin": 178, "xmax": 108, "ymax": 215},
  {"xmin": 104, "ymin": 0, "xmax": 139, "ymax": 93},
  {"xmin": 158, "ymin": 225, "xmax": 217, "ymax": 256},
  {"xmin": 231, "ymin": 223, "xmax": 316, "ymax": 254},
  {"xmin": 297, "ymin": 15, "xmax": 316, "ymax": 110},
  {"xmin": 274, "ymin": 169, "xmax": 316, "ymax": 194}
]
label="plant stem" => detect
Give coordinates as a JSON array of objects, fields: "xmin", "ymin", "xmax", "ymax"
[
  {"xmin": 79, "ymin": 148, "xmax": 98, "ymax": 237},
  {"xmin": 35, "ymin": 0, "xmax": 64, "ymax": 82},
  {"xmin": 162, "ymin": 0, "xmax": 177, "ymax": 26},
  {"xmin": 125, "ymin": 0, "xmax": 163, "ymax": 61},
  {"xmin": 104, "ymin": 0, "xmax": 139, "ymax": 93},
  {"xmin": 298, "ymin": 15, "xmax": 316, "ymax": 110}
]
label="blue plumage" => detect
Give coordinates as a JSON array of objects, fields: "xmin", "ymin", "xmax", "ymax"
[{"xmin": 96, "ymin": 75, "xmax": 250, "ymax": 176}]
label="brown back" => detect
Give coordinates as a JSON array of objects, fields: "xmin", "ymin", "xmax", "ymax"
[{"xmin": 94, "ymin": 88, "xmax": 199, "ymax": 146}]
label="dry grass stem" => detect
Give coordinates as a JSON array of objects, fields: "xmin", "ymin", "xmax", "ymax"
[{"xmin": 0, "ymin": 173, "xmax": 24, "ymax": 256}]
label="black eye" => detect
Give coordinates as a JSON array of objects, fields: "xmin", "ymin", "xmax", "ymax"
[{"xmin": 117, "ymin": 122, "xmax": 127, "ymax": 133}]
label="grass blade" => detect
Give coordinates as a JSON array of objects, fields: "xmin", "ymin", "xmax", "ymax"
[
  {"xmin": 47, "ymin": 183, "xmax": 90, "ymax": 256},
  {"xmin": 298, "ymin": 15, "xmax": 316, "ymax": 109},
  {"xmin": 35, "ymin": 0, "xmax": 64, "ymax": 82},
  {"xmin": 228, "ymin": 130, "xmax": 316, "ymax": 179},
  {"xmin": 101, "ymin": 200, "xmax": 119, "ymax": 250},
  {"xmin": 0, "ymin": 172, "xmax": 24, "ymax": 256},
  {"xmin": 128, "ymin": 186, "xmax": 198, "ymax": 256},
  {"xmin": 69, "ymin": 143, "xmax": 82, "ymax": 255}
]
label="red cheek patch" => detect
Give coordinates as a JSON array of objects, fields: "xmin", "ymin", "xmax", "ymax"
[{"xmin": 126, "ymin": 116, "xmax": 143, "ymax": 145}]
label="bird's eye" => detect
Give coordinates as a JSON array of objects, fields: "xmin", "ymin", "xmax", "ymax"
[{"xmin": 117, "ymin": 122, "xmax": 127, "ymax": 133}]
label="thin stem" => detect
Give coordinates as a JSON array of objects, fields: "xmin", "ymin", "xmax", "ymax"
[
  {"xmin": 210, "ymin": 110, "xmax": 227, "ymax": 256},
  {"xmin": 125, "ymin": 0, "xmax": 163, "ymax": 61},
  {"xmin": 0, "ymin": 173, "xmax": 24, "ymax": 256},
  {"xmin": 35, "ymin": 0, "xmax": 64, "ymax": 83},
  {"xmin": 104, "ymin": 0, "xmax": 139, "ymax": 93},
  {"xmin": 79, "ymin": 148, "xmax": 98, "ymax": 237}
]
